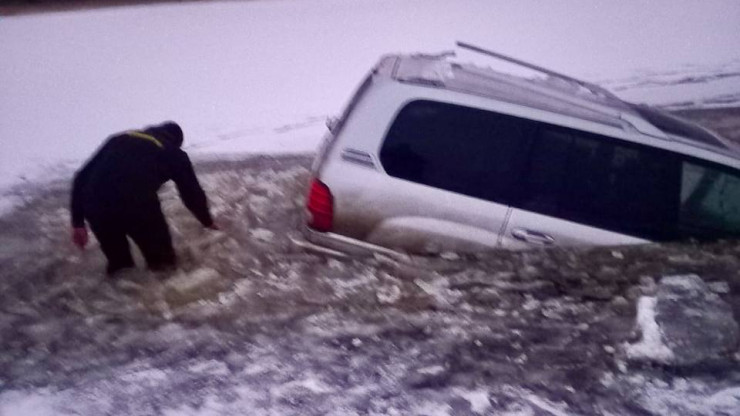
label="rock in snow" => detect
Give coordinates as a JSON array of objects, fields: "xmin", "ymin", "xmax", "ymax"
[
  {"xmin": 625, "ymin": 296, "xmax": 675, "ymax": 363},
  {"xmin": 627, "ymin": 274, "xmax": 739, "ymax": 366}
]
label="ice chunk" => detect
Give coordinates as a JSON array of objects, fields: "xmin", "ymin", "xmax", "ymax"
[
  {"xmin": 706, "ymin": 387, "xmax": 740, "ymax": 411},
  {"xmin": 0, "ymin": 390, "xmax": 60, "ymax": 416},
  {"xmin": 376, "ymin": 284, "xmax": 402, "ymax": 304},
  {"xmin": 166, "ymin": 268, "xmax": 221, "ymax": 294},
  {"xmin": 625, "ymin": 296, "xmax": 675, "ymax": 363},
  {"xmin": 249, "ymin": 228, "xmax": 274, "ymax": 242},
  {"xmin": 454, "ymin": 388, "xmax": 491, "ymax": 415}
]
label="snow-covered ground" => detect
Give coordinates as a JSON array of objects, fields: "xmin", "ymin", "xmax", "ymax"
[
  {"xmin": 2, "ymin": 1, "xmax": 740, "ymax": 415},
  {"xmin": 1, "ymin": 0, "xmax": 740, "ymax": 210},
  {"xmin": 1, "ymin": 155, "xmax": 739, "ymax": 415}
]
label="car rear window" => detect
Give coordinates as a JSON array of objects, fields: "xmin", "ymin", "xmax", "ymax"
[
  {"xmin": 679, "ymin": 161, "xmax": 740, "ymax": 239},
  {"xmin": 520, "ymin": 126, "xmax": 740, "ymax": 241}
]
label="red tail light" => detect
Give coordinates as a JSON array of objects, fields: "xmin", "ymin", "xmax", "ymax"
[{"xmin": 306, "ymin": 178, "xmax": 333, "ymax": 232}]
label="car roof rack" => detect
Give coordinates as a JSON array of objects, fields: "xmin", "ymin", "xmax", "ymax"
[
  {"xmin": 455, "ymin": 42, "xmax": 739, "ymax": 154},
  {"xmin": 456, "ymin": 41, "xmax": 626, "ymax": 108},
  {"xmin": 384, "ymin": 42, "xmax": 736, "ymax": 157}
]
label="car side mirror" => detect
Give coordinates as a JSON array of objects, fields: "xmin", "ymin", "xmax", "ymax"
[{"xmin": 326, "ymin": 116, "xmax": 339, "ymax": 134}]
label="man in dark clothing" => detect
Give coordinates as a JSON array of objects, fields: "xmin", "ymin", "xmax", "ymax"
[{"xmin": 70, "ymin": 121, "xmax": 217, "ymax": 275}]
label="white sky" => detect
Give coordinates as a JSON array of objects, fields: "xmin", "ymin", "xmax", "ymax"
[{"xmin": 1, "ymin": 0, "xmax": 739, "ymax": 191}]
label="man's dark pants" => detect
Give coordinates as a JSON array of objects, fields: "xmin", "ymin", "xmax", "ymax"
[{"xmin": 87, "ymin": 203, "xmax": 176, "ymax": 275}]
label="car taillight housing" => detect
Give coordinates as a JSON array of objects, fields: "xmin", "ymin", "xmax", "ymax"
[{"xmin": 306, "ymin": 178, "xmax": 333, "ymax": 232}]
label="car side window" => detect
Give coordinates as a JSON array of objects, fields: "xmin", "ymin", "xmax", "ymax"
[
  {"xmin": 379, "ymin": 100, "xmax": 535, "ymax": 205},
  {"xmin": 679, "ymin": 161, "xmax": 740, "ymax": 239},
  {"xmin": 519, "ymin": 126, "xmax": 679, "ymax": 240},
  {"xmin": 521, "ymin": 128, "xmax": 570, "ymax": 216}
]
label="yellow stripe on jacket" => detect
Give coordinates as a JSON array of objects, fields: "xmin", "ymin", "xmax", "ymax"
[{"xmin": 127, "ymin": 131, "xmax": 163, "ymax": 148}]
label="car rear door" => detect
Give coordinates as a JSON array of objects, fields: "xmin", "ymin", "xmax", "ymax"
[
  {"xmin": 501, "ymin": 125, "xmax": 680, "ymax": 248},
  {"xmin": 370, "ymin": 99, "xmax": 536, "ymax": 251}
]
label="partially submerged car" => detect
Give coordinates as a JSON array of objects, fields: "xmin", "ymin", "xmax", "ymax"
[{"xmin": 302, "ymin": 42, "xmax": 740, "ymax": 256}]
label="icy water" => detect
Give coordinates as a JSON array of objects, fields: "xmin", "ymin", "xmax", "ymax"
[{"xmin": 1, "ymin": 152, "xmax": 740, "ymax": 412}]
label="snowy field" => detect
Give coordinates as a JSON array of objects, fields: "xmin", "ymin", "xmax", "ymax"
[
  {"xmin": 1, "ymin": 0, "xmax": 740, "ymax": 210},
  {"xmin": 2, "ymin": 1, "xmax": 740, "ymax": 415}
]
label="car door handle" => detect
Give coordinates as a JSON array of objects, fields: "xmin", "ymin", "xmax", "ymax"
[{"xmin": 511, "ymin": 228, "xmax": 555, "ymax": 245}]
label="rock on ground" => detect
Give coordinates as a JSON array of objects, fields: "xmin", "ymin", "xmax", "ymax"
[{"xmin": 656, "ymin": 274, "xmax": 739, "ymax": 365}]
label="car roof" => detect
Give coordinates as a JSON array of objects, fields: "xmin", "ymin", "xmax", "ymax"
[{"xmin": 372, "ymin": 50, "xmax": 739, "ymax": 159}]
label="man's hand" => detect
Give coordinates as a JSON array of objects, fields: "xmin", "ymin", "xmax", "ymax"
[{"xmin": 72, "ymin": 227, "xmax": 89, "ymax": 249}]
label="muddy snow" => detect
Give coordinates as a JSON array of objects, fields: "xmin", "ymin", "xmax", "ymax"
[{"xmin": 1, "ymin": 120, "xmax": 740, "ymax": 414}]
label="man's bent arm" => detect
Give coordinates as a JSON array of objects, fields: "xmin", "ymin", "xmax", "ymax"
[
  {"xmin": 171, "ymin": 151, "xmax": 214, "ymax": 227},
  {"xmin": 70, "ymin": 159, "xmax": 96, "ymax": 227}
]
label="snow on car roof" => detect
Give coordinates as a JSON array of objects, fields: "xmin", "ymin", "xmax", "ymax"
[{"xmin": 381, "ymin": 52, "xmax": 736, "ymax": 157}]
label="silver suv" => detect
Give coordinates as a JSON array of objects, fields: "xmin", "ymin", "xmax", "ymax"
[{"xmin": 302, "ymin": 42, "xmax": 740, "ymax": 255}]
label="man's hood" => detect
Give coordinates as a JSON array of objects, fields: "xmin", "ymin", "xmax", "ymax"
[{"xmin": 146, "ymin": 122, "xmax": 183, "ymax": 148}]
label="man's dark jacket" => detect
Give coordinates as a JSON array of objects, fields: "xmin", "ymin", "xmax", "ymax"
[{"xmin": 71, "ymin": 124, "xmax": 213, "ymax": 228}]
